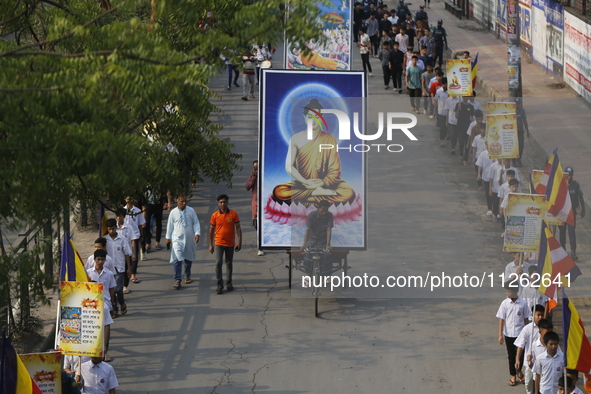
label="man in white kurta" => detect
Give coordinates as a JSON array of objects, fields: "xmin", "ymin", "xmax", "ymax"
[{"xmin": 165, "ymin": 195, "xmax": 200, "ymax": 289}]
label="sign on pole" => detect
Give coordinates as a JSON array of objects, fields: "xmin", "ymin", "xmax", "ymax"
[
  {"xmin": 504, "ymin": 193, "xmax": 546, "ymax": 252},
  {"xmin": 20, "ymin": 352, "xmax": 62, "ymax": 394},
  {"xmin": 58, "ymin": 281, "xmax": 104, "ymax": 357},
  {"xmin": 446, "ymin": 59, "xmax": 472, "ymax": 96},
  {"xmin": 486, "ymin": 113, "xmax": 519, "ymax": 158}
]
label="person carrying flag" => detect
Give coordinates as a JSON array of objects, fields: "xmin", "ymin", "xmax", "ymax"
[{"xmin": 558, "ymin": 166, "xmax": 585, "ymax": 261}]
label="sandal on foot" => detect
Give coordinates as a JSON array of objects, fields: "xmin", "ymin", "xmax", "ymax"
[
  {"xmin": 155, "ymin": 245, "xmax": 162, "ymax": 250},
  {"xmin": 120, "ymin": 303, "xmax": 127, "ymax": 315},
  {"xmin": 131, "ymin": 278, "xmax": 140, "ymax": 283},
  {"xmin": 508, "ymin": 379, "xmax": 517, "ymax": 386},
  {"xmin": 103, "ymin": 355, "xmax": 112, "ymax": 362},
  {"xmin": 185, "ymin": 277, "xmax": 193, "ymax": 284},
  {"xmin": 173, "ymin": 281, "xmax": 181, "ymax": 289}
]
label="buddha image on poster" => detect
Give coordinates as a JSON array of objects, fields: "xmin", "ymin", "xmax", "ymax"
[{"xmin": 259, "ymin": 70, "xmax": 366, "ymax": 249}]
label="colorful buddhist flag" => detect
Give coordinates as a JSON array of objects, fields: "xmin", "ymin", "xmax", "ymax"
[
  {"xmin": 535, "ymin": 149, "xmax": 574, "ymax": 225},
  {"xmin": 0, "ymin": 332, "xmax": 43, "ymax": 394},
  {"xmin": 562, "ymin": 293, "xmax": 591, "ymax": 373},
  {"xmin": 59, "ymin": 232, "xmax": 89, "ymax": 284},
  {"xmin": 537, "ymin": 221, "xmax": 581, "ymax": 302},
  {"xmin": 471, "ymin": 52, "xmax": 478, "ymax": 89}
]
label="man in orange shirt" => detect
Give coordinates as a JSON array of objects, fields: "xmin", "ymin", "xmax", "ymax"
[{"xmin": 209, "ymin": 194, "xmax": 242, "ymax": 294}]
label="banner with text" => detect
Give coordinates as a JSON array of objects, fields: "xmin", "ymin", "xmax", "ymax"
[
  {"xmin": 446, "ymin": 59, "xmax": 472, "ymax": 97},
  {"xmin": 564, "ymin": 11, "xmax": 591, "ymax": 103},
  {"xmin": 20, "ymin": 352, "xmax": 62, "ymax": 394},
  {"xmin": 58, "ymin": 281, "xmax": 104, "ymax": 357},
  {"xmin": 486, "ymin": 113, "xmax": 519, "ymax": 158},
  {"xmin": 504, "ymin": 193, "xmax": 546, "ymax": 252}
]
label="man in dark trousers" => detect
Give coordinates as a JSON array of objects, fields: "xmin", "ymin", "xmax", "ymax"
[
  {"xmin": 432, "ymin": 19, "xmax": 448, "ymax": 67},
  {"xmin": 388, "ymin": 41, "xmax": 405, "ymax": 93},
  {"xmin": 559, "ymin": 167, "xmax": 585, "ymax": 261}
]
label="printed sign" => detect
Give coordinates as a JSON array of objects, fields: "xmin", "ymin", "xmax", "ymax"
[
  {"xmin": 504, "ymin": 193, "xmax": 547, "ymax": 252},
  {"xmin": 20, "ymin": 352, "xmax": 62, "ymax": 394},
  {"xmin": 564, "ymin": 11, "xmax": 591, "ymax": 103},
  {"xmin": 58, "ymin": 281, "xmax": 104, "ymax": 357},
  {"xmin": 446, "ymin": 59, "xmax": 472, "ymax": 97},
  {"xmin": 519, "ymin": 0, "xmax": 532, "ymax": 46},
  {"xmin": 259, "ymin": 70, "xmax": 367, "ymax": 249},
  {"xmin": 486, "ymin": 113, "xmax": 519, "ymax": 158}
]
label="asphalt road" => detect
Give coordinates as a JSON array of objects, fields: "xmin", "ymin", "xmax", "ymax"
[{"xmin": 105, "ymin": 57, "xmax": 529, "ymax": 393}]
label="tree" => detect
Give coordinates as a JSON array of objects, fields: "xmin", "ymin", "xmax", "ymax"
[
  {"xmin": 0, "ymin": 0, "xmax": 323, "ymax": 336},
  {"xmin": 0, "ymin": 0, "xmax": 323, "ymax": 221}
]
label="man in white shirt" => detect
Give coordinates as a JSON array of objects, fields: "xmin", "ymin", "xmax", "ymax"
[
  {"xmin": 433, "ymin": 77, "xmax": 449, "ymax": 147},
  {"xmin": 81, "ymin": 357, "xmax": 118, "ymax": 394},
  {"xmin": 514, "ymin": 304, "xmax": 545, "ymax": 394},
  {"xmin": 504, "ymin": 251, "xmax": 530, "ymax": 287},
  {"xmin": 105, "ymin": 219, "xmax": 131, "ymax": 315},
  {"xmin": 387, "ymin": 11, "xmax": 399, "ymax": 25},
  {"xmin": 533, "ymin": 331, "xmax": 564, "ymax": 394},
  {"xmin": 476, "ymin": 147, "xmax": 496, "ymax": 216},
  {"xmin": 395, "ymin": 26, "xmax": 409, "ymax": 54},
  {"xmin": 166, "ymin": 194, "xmax": 201, "ymax": 289},
  {"xmin": 445, "ymin": 95, "xmax": 461, "ymax": 155},
  {"xmin": 123, "ymin": 196, "xmax": 145, "ymax": 272},
  {"xmin": 497, "ymin": 284, "xmax": 531, "ymax": 386},
  {"xmin": 488, "ymin": 159, "xmax": 503, "ymax": 221},
  {"xmin": 85, "ymin": 237, "xmax": 115, "ymax": 275},
  {"xmin": 115, "ymin": 208, "xmax": 134, "ymax": 290}
]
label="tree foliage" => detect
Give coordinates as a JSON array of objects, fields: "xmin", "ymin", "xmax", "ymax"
[{"xmin": 0, "ymin": 0, "xmax": 322, "ymax": 220}]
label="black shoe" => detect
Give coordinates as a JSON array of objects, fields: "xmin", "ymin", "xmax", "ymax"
[
  {"xmin": 233, "ymin": 82, "xmax": 240, "ymax": 87},
  {"xmin": 241, "ymin": 97, "xmax": 248, "ymax": 101},
  {"xmin": 227, "ymin": 86, "xmax": 231, "ymax": 90},
  {"xmin": 226, "ymin": 283, "xmax": 234, "ymax": 292},
  {"xmin": 216, "ymin": 284, "xmax": 223, "ymax": 294},
  {"xmin": 572, "ymin": 252, "xmax": 578, "ymax": 261}
]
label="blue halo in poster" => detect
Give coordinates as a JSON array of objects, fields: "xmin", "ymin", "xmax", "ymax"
[
  {"xmin": 277, "ymin": 83, "xmax": 348, "ymax": 146},
  {"xmin": 259, "ymin": 70, "xmax": 366, "ymax": 250}
]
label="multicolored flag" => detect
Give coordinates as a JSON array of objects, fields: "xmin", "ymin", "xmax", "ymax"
[
  {"xmin": 534, "ymin": 148, "xmax": 574, "ymax": 225},
  {"xmin": 59, "ymin": 232, "xmax": 89, "ymax": 284},
  {"xmin": 471, "ymin": 52, "xmax": 479, "ymax": 89},
  {"xmin": 562, "ymin": 293, "xmax": 591, "ymax": 373},
  {"xmin": 0, "ymin": 332, "xmax": 42, "ymax": 394},
  {"xmin": 537, "ymin": 221, "xmax": 581, "ymax": 304}
]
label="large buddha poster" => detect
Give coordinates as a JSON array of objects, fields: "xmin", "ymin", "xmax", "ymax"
[{"xmin": 259, "ymin": 70, "xmax": 366, "ymax": 249}]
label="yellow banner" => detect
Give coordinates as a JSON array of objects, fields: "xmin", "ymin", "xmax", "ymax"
[
  {"xmin": 446, "ymin": 59, "xmax": 472, "ymax": 97},
  {"xmin": 486, "ymin": 101, "xmax": 516, "ymax": 115},
  {"xmin": 20, "ymin": 352, "xmax": 62, "ymax": 394},
  {"xmin": 504, "ymin": 193, "xmax": 546, "ymax": 252},
  {"xmin": 531, "ymin": 170, "xmax": 565, "ymax": 225},
  {"xmin": 59, "ymin": 281, "xmax": 104, "ymax": 357},
  {"xmin": 486, "ymin": 113, "xmax": 519, "ymax": 159}
]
